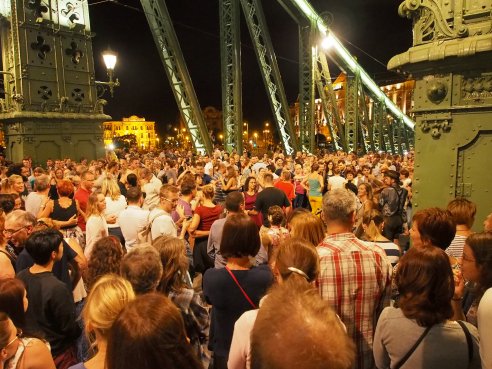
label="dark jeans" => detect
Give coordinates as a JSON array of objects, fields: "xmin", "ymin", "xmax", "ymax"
[
  {"xmin": 193, "ymin": 237, "xmax": 214, "ymax": 275},
  {"xmin": 293, "ymin": 193, "xmax": 306, "ymax": 208},
  {"xmin": 383, "ymin": 214, "xmax": 403, "ymax": 241}
]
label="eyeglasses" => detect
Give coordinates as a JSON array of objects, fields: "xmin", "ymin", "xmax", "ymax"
[
  {"xmin": 3, "ymin": 225, "xmax": 28, "ymax": 236},
  {"xmin": 4, "ymin": 328, "xmax": 22, "ymax": 350},
  {"xmin": 161, "ymin": 197, "xmax": 178, "ymax": 204}
]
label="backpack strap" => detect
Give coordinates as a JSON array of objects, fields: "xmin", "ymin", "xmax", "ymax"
[{"xmin": 457, "ymin": 320, "xmax": 473, "ymax": 363}]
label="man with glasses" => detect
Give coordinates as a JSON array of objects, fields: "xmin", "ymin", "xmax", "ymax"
[
  {"xmin": 149, "ymin": 184, "xmax": 181, "ymax": 240},
  {"xmin": 4, "ymin": 210, "xmax": 36, "ymax": 256}
]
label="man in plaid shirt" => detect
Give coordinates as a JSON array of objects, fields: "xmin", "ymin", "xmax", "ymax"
[{"xmin": 317, "ymin": 188, "xmax": 392, "ymax": 369}]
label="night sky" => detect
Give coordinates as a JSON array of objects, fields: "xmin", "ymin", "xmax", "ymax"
[{"xmin": 89, "ymin": 0, "xmax": 413, "ymax": 137}]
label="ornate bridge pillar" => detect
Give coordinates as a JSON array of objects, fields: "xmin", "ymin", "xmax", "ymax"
[
  {"xmin": 389, "ymin": 0, "xmax": 492, "ymax": 229},
  {"xmin": 0, "ymin": 0, "xmax": 108, "ymax": 163}
]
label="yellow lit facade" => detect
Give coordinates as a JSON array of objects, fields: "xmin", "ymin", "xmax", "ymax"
[{"xmin": 103, "ymin": 115, "xmax": 157, "ymax": 150}]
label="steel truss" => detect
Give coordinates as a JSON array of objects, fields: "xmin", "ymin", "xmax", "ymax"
[
  {"xmin": 140, "ymin": 0, "xmax": 213, "ymax": 155},
  {"xmin": 220, "ymin": 0, "xmax": 242, "ymax": 154},
  {"xmin": 240, "ymin": 0, "xmax": 298, "ymax": 155}
]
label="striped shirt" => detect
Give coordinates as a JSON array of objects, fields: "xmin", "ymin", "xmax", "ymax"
[
  {"xmin": 446, "ymin": 235, "xmax": 467, "ymax": 259},
  {"xmin": 317, "ymin": 233, "xmax": 392, "ymax": 369},
  {"xmin": 371, "ymin": 241, "xmax": 401, "ymax": 266}
]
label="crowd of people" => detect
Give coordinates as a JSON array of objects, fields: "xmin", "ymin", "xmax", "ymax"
[{"xmin": 0, "ymin": 147, "xmax": 491, "ymax": 369}]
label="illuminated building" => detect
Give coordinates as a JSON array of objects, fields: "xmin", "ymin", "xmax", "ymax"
[{"xmin": 103, "ymin": 115, "xmax": 157, "ymax": 150}]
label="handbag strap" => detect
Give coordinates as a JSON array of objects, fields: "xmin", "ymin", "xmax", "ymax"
[
  {"xmin": 393, "ymin": 325, "xmax": 432, "ymax": 369},
  {"xmin": 225, "ymin": 266, "xmax": 257, "ymax": 309},
  {"xmin": 456, "ymin": 320, "xmax": 473, "ymax": 363}
]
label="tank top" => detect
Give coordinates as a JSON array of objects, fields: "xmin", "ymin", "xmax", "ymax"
[
  {"xmin": 51, "ymin": 199, "xmax": 78, "ymax": 228},
  {"xmin": 308, "ymin": 177, "xmax": 322, "ymax": 197}
]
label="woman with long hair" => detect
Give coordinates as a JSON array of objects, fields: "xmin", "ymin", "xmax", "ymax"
[
  {"xmin": 243, "ymin": 177, "xmax": 262, "ymax": 228},
  {"xmin": 0, "ymin": 278, "xmax": 28, "ymax": 330},
  {"xmin": 153, "ymin": 236, "xmax": 210, "ymax": 367},
  {"xmin": 374, "ymin": 247, "xmax": 480, "ymax": 369},
  {"xmin": 454, "ymin": 232, "xmax": 492, "ymax": 368},
  {"xmin": 361, "ymin": 210, "xmax": 400, "ymax": 266},
  {"xmin": 100, "ymin": 179, "xmax": 126, "ymax": 246},
  {"xmin": 84, "ymin": 191, "xmax": 109, "ymax": 258},
  {"xmin": 221, "ymin": 166, "xmax": 239, "ymax": 194},
  {"xmin": 68, "ymin": 275, "xmax": 135, "ymax": 369},
  {"xmin": 357, "ymin": 182, "xmax": 375, "ymax": 214},
  {"xmin": 106, "ymin": 293, "xmax": 202, "ymax": 369}
]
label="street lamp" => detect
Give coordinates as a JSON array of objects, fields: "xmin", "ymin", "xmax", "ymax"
[{"xmin": 96, "ymin": 49, "xmax": 120, "ymax": 97}]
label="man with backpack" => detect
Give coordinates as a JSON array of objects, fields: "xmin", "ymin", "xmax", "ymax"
[{"xmin": 379, "ymin": 170, "xmax": 408, "ymax": 242}]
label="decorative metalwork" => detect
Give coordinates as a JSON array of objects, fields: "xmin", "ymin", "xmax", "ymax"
[
  {"xmin": 240, "ymin": 0, "xmax": 298, "ymax": 155},
  {"xmin": 345, "ymin": 73, "xmax": 360, "ymax": 152},
  {"xmin": 219, "ymin": 0, "xmax": 242, "ymax": 154},
  {"xmin": 398, "ymin": 0, "xmax": 474, "ymax": 46},
  {"xmin": 421, "ymin": 118, "xmax": 451, "ymax": 139},
  {"xmin": 140, "ymin": 0, "xmax": 213, "ymax": 155}
]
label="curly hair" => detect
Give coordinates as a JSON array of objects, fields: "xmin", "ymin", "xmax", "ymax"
[
  {"xmin": 86, "ymin": 236, "xmax": 124, "ymax": 289},
  {"xmin": 153, "ymin": 236, "xmax": 188, "ymax": 294},
  {"xmin": 268, "ymin": 205, "xmax": 285, "ymax": 227},
  {"xmin": 396, "ymin": 246, "xmax": 453, "ymax": 327}
]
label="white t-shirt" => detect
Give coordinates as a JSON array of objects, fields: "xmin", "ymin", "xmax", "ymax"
[
  {"xmin": 328, "ymin": 175, "xmax": 346, "ymax": 191},
  {"xmin": 25, "ymin": 192, "xmax": 44, "ymax": 217},
  {"xmin": 142, "ymin": 175, "xmax": 163, "ymax": 210},
  {"xmin": 149, "ymin": 208, "xmax": 177, "ymax": 240},
  {"xmin": 104, "ymin": 195, "xmax": 127, "ymax": 229},
  {"xmin": 85, "ymin": 215, "xmax": 109, "ymax": 258},
  {"xmin": 118, "ymin": 205, "xmax": 150, "ymax": 250}
]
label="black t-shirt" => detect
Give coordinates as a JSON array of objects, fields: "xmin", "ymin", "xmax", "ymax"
[
  {"xmin": 16, "ymin": 270, "xmax": 80, "ymax": 356},
  {"xmin": 15, "ymin": 239, "xmax": 77, "ymax": 290},
  {"xmin": 254, "ymin": 186, "xmax": 291, "ymax": 226}
]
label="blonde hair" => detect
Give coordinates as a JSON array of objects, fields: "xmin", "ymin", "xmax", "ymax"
[
  {"xmin": 101, "ymin": 178, "xmax": 122, "ymax": 201},
  {"xmin": 289, "ymin": 212, "xmax": 325, "ymax": 246},
  {"xmin": 201, "ymin": 184, "xmax": 215, "ymax": 199},
  {"xmin": 361, "ymin": 210, "xmax": 384, "ymax": 242},
  {"xmin": 83, "ymin": 274, "xmax": 135, "ymax": 339},
  {"xmin": 153, "ymin": 236, "xmax": 188, "ymax": 294},
  {"xmin": 86, "ymin": 191, "xmax": 104, "ymax": 218}
]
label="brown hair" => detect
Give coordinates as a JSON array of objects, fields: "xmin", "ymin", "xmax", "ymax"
[
  {"xmin": 201, "ymin": 184, "xmax": 215, "ymax": 200},
  {"xmin": 275, "ymin": 238, "xmax": 319, "ymax": 287},
  {"xmin": 289, "ymin": 212, "xmax": 325, "ymax": 246},
  {"xmin": 251, "ymin": 283, "xmax": 354, "ymax": 369},
  {"xmin": 446, "ymin": 198, "xmax": 476, "ymax": 228},
  {"xmin": 466, "ymin": 232, "xmax": 492, "ymax": 297},
  {"xmin": 120, "ymin": 246, "xmax": 163, "ymax": 295},
  {"xmin": 268, "ymin": 205, "xmax": 285, "ymax": 227},
  {"xmin": 396, "ymin": 247, "xmax": 453, "ymax": 327},
  {"xmin": 361, "ymin": 210, "xmax": 384, "ymax": 242},
  {"xmin": 220, "ymin": 213, "xmax": 260, "ymax": 258},
  {"xmin": 0, "ymin": 278, "xmax": 26, "ymax": 329},
  {"xmin": 86, "ymin": 236, "xmax": 125, "ymax": 289},
  {"xmin": 153, "ymin": 236, "xmax": 188, "ymax": 294},
  {"xmin": 412, "ymin": 208, "xmax": 455, "ymax": 250},
  {"xmin": 106, "ymin": 293, "xmax": 201, "ymax": 369}
]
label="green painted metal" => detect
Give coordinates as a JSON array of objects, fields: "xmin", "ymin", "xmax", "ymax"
[
  {"xmin": 0, "ymin": 0, "xmax": 106, "ymax": 162},
  {"xmin": 140, "ymin": 0, "xmax": 212, "ymax": 155},
  {"xmin": 219, "ymin": 0, "xmax": 243, "ymax": 154},
  {"xmin": 240, "ymin": 0, "xmax": 298, "ymax": 155},
  {"xmin": 372, "ymin": 99, "xmax": 386, "ymax": 152},
  {"xmin": 390, "ymin": 0, "xmax": 492, "ymax": 229},
  {"xmin": 298, "ymin": 23, "xmax": 315, "ymax": 153},
  {"xmin": 315, "ymin": 51, "xmax": 345, "ymax": 151},
  {"xmin": 345, "ymin": 73, "xmax": 360, "ymax": 152}
]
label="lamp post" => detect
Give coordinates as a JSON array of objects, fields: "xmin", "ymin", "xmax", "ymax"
[{"xmin": 96, "ymin": 49, "xmax": 120, "ymax": 97}]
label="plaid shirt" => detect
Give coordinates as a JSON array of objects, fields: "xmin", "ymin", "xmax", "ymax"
[{"xmin": 317, "ymin": 233, "xmax": 392, "ymax": 369}]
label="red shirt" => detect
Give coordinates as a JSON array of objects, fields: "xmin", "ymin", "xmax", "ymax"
[
  {"xmin": 195, "ymin": 205, "xmax": 223, "ymax": 231},
  {"xmin": 74, "ymin": 187, "xmax": 90, "ymax": 231},
  {"xmin": 274, "ymin": 181, "xmax": 295, "ymax": 201}
]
